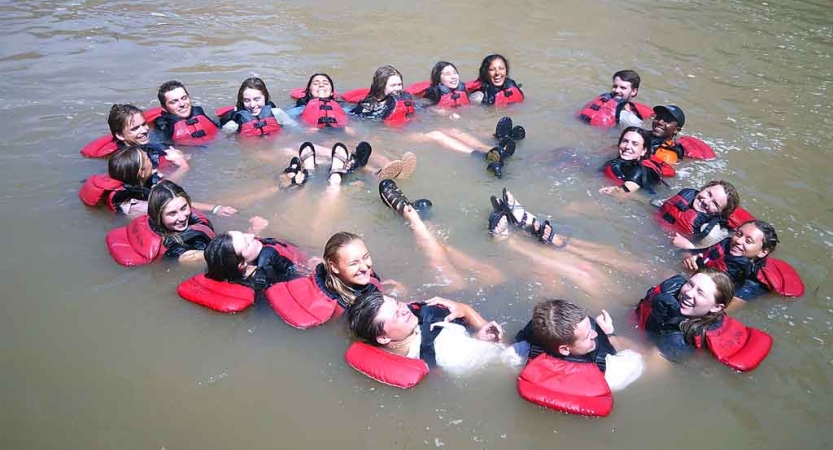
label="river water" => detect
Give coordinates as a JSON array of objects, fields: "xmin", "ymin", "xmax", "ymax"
[{"xmin": 1, "ymin": 0, "xmax": 831, "ymax": 448}]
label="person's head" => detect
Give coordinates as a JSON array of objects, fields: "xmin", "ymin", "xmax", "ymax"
[
  {"xmin": 368, "ymin": 65, "xmax": 404, "ymax": 100},
  {"xmin": 652, "ymin": 105, "xmax": 685, "ymax": 139},
  {"xmin": 305, "ymin": 73, "xmax": 335, "ymax": 99},
  {"xmin": 532, "ymin": 299, "xmax": 597, "ymax": 357},
  {"xmin": 430, "ymin": 61, "xmax": 460, "ymax": 90},
  {"xmin": 157, "ymin": 80, "xmax": 192, "ymax": 119},
  {"xmin": 236, "ymin": 77, "xmax": 271, "ymax": 116},
  {"xmin": 694, "ymin": 180, "xmax": 739, "ymax": 217},
  {"xmin": 148, "ymin": 180, "xmax": 192, "ymax": 233},
  {"xmin": 610, "ymin": 70, "xmax": 641, "ymax": 101},
  {"xmin": 730, "ymin": 220, "xmax": 778, "ymax": 260},
  {"xmin": 478, "ymin": 54, "xmax": 509, "ymax": 87},
  {"xmin": 322, "ymin": 232, "xmax": 373, "ymax": 306},
  {"xmin": 348, "ymin": 292, "xmax": 419, "ymax": 346},
  {"xmin": 108, "ymin": 104, "xmax": 150, "ymax": 145},
  {"xmin": 678, "ymin": 268, "xmax": 735, "ymax": 318},
  {"xmin": 108, "ymin": 146, "xmax": 153, "ymax": 186},
  {"xmin": 205, "ymin": 231, "xmax": 264, "ymax": 282},
  {"xmin": 617, "ymin": 126, "xmax": 652, "ymax": 161}
]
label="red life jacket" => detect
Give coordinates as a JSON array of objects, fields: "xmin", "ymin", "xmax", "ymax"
[
  {"xmin": 635, "ymin": 275, "xmax": 688, "ymax": 329},
  {"xmin": 105, "ymin": 212, "xmax": 214, "ymax": 267},
  {"xmin": 693, "ymin": 316, "xmax": 772, "ymax": 372},
  {"xmin": 80, "ymin": 107, "xmax": 164, "ymax": 158},
  {"xmin": 413, "ymin": 81, "xmax": 471, "ymax": 108},
  {"xmin": 656, "ymin": 189, "xmax": 719, "ymax": 238},
  {"xmin": 579, "ymin": 94, "xmax": 652, "ymax": 127},
  {"xmin": 157, "ymin": 106, "xmax": 219, "ymax": 145},
  {"xmin": 437, "ymin": 87, "xmax": 471, "ymax": 108},
  {"xmin": 726, "ymin": 207, "xmax": 756, "ymax": 230},
  {"xmin": 217, "ymin": 104, "xmax": 283, "ymax": 137},
  {"xmin": 603, "ymin": 156, "xmax": 674, "ymax": 185},
  {"xmin": 517, "ymin": 354, "xmax": 613, "ymax": 417},
  {"xmin": 676, "ymin": 136, "xmax": 717, "ymax": 160},
  {"xmin": 344, "ymin": 341, "xmax": 430, "ymax": 389},
  {"xmin": 467, "ymin": 79, "xmax": 525, "ymax": 107},
  {"xmin": 299, "ymin": 98, "xmax": 348, "ymax": 128},
  {"xmin": 383, "ymin": 94, "xmax": 416, "ymax": 125},
  {"xmin": 756, "ymin": 258, "xmax": 805, "ymax": 297},
  {"xmin": 79, "ymin": 174, "xmax": 124, "ymax": 211},
  {"xmin": 264, "ymin": 274, "xmax": 342, "ymax": 329}
]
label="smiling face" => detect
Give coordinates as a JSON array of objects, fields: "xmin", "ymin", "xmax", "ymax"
[
  {"xmin": 228, "ymin": 230, "xmax": 263, "ymax": 265},
  {"xmin": 160, "ymin": 196, "xmax": 191, "ymax": 232},
  {"xmin": 618, "ymin": 130, "xmax": 648, "ymax": 160},
  {"xmin": 652, "ymin": 113, "xmax": 680, "ymax": 140},
  {"xmin": 487, "ymin": 58, "xmax": 507, "ymax": 87},
  {"xmin": 678, "ymin": 273, "xmax": 723, "ymax": 317},
  {"xmin": 560, "ymin": 316, "xmax": 597, "ymax": 356},
  {"xmin": 384, "ymin": 75, "xmax": 403, "ymax": 96},
  {"xmin": 241, "ymin": 88, "xmax": 266, "ymax": 116},
  {"xmin": 374, "ymin": 295, "xmax": 419, "ymax": 345},
  {"xmin": 610, "ymin": 76, "xmax": 638, "ymax": 102},
  {"xmin": 439, "ymin": 64, "xmax": 460, "ymax": 90},
  {"xmin": 117, "ymin": 112, "xmax": 150, "ymax": 145},
  {"xmin": 163, "ymin": 87, "xmax": 193, "ymax": 119},
  {"xmin": 308, "ymin": 75, "xmax": 333, "ymax": 99},
  {"xmin": 729, "ymin": 223, "xmax": 769, "ymax": 259},
  {"xmin": 328, "ymin": 240, "xmax": 373, "ymax": 286},
  {"xmin": 693, "ymin": 185, "xmax": 729, "ymax": 215}
]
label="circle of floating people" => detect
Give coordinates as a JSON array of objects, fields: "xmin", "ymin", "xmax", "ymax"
[{"xmin": 79, "ymin": 54, "xmax": 805, "ymax": 417}]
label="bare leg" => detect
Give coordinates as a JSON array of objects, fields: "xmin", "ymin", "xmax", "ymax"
[
  {"xmin": 413, "ymin": 130, "xmax": 479, "ymax": 155},
  {"xmin": 401, "ymin": 205, "xmax": 466, "ymax": 290},
  {"xmin": 441, "ymin": 128, "xmax": 492, "ymax": 151},
  {"xmin": 444, "ymin": 245, "xmax": 506, "ymax": 286}
]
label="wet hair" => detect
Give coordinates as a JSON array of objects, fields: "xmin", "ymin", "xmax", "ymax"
[
  {"xmin": 205, "ymin": 233, "xmax": 245, "ymax": 282},
  {"xmin": 108, "ymin": 104, "xmax": 145, "ymax": 139},
  {"xmin": 108, "ymin": 146, "xmax": 145, "ymax": 186},
  {"xmin": 680, "ymin": 268, "xmax": 735, "ymax": 344},
  {"xmin": 365, "ymin": 65, "xmax": 403, "ymax": 103},
  {"xmin": 305, "ymin": 73, "xmax": 335, "ymax": 99},
  {"xmin": 531, "ymin": 299, "xmax": 587, "ymax": 352},
  {"xmin": 148, "ymin": 180, "xmax": 192, "ymax": 240},
  {"xmin": 739, "ymin": 220, "xmax": 779, "ymax": 256},
  {"xmin": 157, "ymin": 80, "xmax": 189, "ymax": 106},
  {"xmin": 618, "ymin": 126, "xmax": 653, "ymax": 159},
  {"xmin": 323, "ymin": 231, "xmax": 368, "ymax": 307},
  {"xmin": 236, "ymin": 77, "xmax": 271, "ymax": 111},
  {"xmin": 613, "ymin": 70, "xmax": 641, "ymax": 90},
  {"xmin": 477, "ymin": 54, "xmax": 509, "ymax": 87},
  {"xmin": 430, "ymin": 61, "xmax": 458, "ymax": 87},
  {"xmin": 348, "ymin": 291, "xmax": 387, "ymax": 346},
  {"xmin": 701, "ymin": 180, "xmax": 740, "ymax": 217}
]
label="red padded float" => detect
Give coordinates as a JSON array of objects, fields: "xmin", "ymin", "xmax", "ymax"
[
  {"xmin": 105, "ymin": 215, "xmax": 165, "ymax": 267},
  {"xmin": 177, "ymin": 274, "xmax": 255, "ymax": 313},
  {"xmin": 695, "ymin": 316, "xmax": 772, "ymax": 372},
  {"xmin": 517, "ymin": 354, "xmax": 613, "ymax": 417},
  {"xmin": 345, "ymin": 341, "xmax": 429, "ymax": 389}
]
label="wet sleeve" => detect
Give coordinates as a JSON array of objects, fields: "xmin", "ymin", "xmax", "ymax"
[
  {"xmin": 654, "ymin": 331, "xmax": 695, "ymax": 362},
  {"xmin": 272, "ymin": 108, "xmax": 299, "ymax": 128},
  {"xmin": 735, "ymin": 278, "xmax": 770, "ymax": 301},
  {"xmin": 257, "ymin": 246, "xmax": 299, "ymax": 286}
]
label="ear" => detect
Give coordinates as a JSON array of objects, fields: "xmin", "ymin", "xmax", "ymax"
[
  {"xmin": 327, "ymin": 260, "xmax": 340, "ymax": 275},
  {"xmin": 558, "ymin": 344, "xmax": 571, "ymax": 356},
  {"xmin": 710, "ymin": 303, "xmax": 726, "ymax": 314},
  {"xmin": 756, "ymin": 248, "xmax": 771, "ymax": 260},
  {"xmin": 631, "ymin": 87, "xmax": 638, "ymax": 98},
  {"xmin": 115, "ymin": 132, "xmax": 125, "ymax": 142},
  {"xmin": 237, "ymin": 260, "xmax": 247, "ymax": 271},
  {"xmin": 376, "ymin": 335, "xmax": 391, "ymax": 346}
]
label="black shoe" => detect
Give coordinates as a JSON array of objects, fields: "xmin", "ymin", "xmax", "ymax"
[
  {"xmin": 413, "ymin": 198, "xmax": 433, "ymax": 220},
  {"xmin": 510, "ymin": 125, "xmax": 526, "ymax": 141},
  {"xmin": 494, "ymin": 117, "xmax": 513, "ymax": 139},
  {"xmin": 354, "ymin": 141, "xmax": 372, "ymax": 168},
  {"xmin": 487, "ymin": 161, "xmax": 504, "ymax": 178},
  {"xmin": 498, "ymin": 137, "xmax": 516, "ymax": 158}
]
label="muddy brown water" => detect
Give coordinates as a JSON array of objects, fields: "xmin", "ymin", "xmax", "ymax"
[{"xmin": 0, "ymin": 0, "xmax": 831, "ymax": 448}]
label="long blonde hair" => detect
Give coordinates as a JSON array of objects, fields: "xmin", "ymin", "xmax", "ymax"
[{"xmin": 323, "ymin": 232, "xmax": 368, "ymax": 308}]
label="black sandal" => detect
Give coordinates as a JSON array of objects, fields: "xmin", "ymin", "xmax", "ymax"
[
  {"xmin": 282, "ymin": 156, "xmax": 309, "ymax": 186},
  {"xmin": 379, "ymin": 179, "xmax": 412, "ymax": 214},
  {"xmin": 488, "ymin": 209, "xmax": 510, "ymax": 236},
  {"xmin": 298, "ymin": 141, "xmax": 316, "ymax": 169},
  {"xmin": 537, "ymin": 220, "xmax": 569, "ymax": 248},
  {"xmin": 330, "ymin": 142, "xmax": 353, "ymax": 176},
  {"xmin": 511, "ymin": 125, "xmax": 526, "ymax": 141},
  {"xmin": 353, "ymin": 141, "xmax": 373, "ymax": 168}
]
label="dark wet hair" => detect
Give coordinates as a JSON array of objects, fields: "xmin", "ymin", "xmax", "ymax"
[
  {"xmin": 108, "ymin": 146, "xmax": 145, "ymax": 186},
  {"xmin": 205, "ymin": 232, "xmax": 245, "ymax": 282},
  {"xmin": 701, "ymin": 180, "xmax": 740, "ymax": 217},
  {"xmin": 532, "ymin": 299, "xmax": 587, "ymax": 351},
  {"xmin": 157, "ymin": 80, "xmax": 189, "ymax": 106},
  {"xmin": 477, "ymin": 54, "xmax": 509, "ymax": 87},
  {"xmin": 613, "ymin": 70, "xmax": 641, "ymax": 89},
  {"xmin": 740, "ymin": 220, "xmax": 779, "ymax": 255},
  {"xmin": 430, "ymin": 61, "xmax": 458, "ymax": 87},
  {"xmin": 236, "ymin": 77, "xmax": 271, "ymax": 111},
  {"xmin": 148, "ymin": 180, "xmax": 191, "ymax": 235},
  {"xmin": 366, "ymin": 65, "xmax": 403, "ymax": 102},
  {"xmin": 108, "ymin": 104, "xmax": 145, "ymax": 139},
  {"xmin": 680, "ymin": 268, "xmax": 735, "ymax": 344},
  {"xmin": 618, "ymin": 126, "xmax": 653, "ymax": 158},
  {"xmin": 348, "ymin": 291, "xmax": 386, "ymax": 346},
  {"xmin": 305, "ymin": 73, "xmax": 335, "ymax": 99}
]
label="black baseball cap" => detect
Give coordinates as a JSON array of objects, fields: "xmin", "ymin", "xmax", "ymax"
[{"xmin": 653, "ymin": 105, "xmax": 685, "ymax": 128}]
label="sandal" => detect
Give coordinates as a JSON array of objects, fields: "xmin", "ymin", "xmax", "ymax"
[
  {"xmin": 537, "ymin": 220, "xmax": 569, "ymax": 248},
  {"xmin": 488, "ymin": 209, "xmax": 510, "ymax": 237},
  {"xmin": 282, "ymin": 156, "xmax": 309, "ymax": 186},
  {"xmin": 494, "ymin": 116, "xmax": 513, "ymax": 139},
  {"xmin": 354, "ymin": 141, "xmax": 373, "ymax": 168},
  {"xmin": 379, "ymin": 179, "xmax": 412, "ymax": 215},
  {"xmin": 511, "ymin": 125, "xmax": 526, "ymax": 141},
  {"xmin": 298, "ymin": 141, "xmax": 316, "ymax": 170},
  {"xmin": 375, "ymin": 159, "xmax": 403, "ymax": 179},
  {"xmin": 502, "ymin": 188, "xmax": 537, "ymax": 230},
  {"xmin": 329, "ymin": 142, "xmax": 353, "ymax": 176}
]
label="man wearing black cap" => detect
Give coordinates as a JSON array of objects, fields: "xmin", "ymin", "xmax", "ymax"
[{"xmin": 650, "ymin": 105, "xmax": 686, "ymax": 165}]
